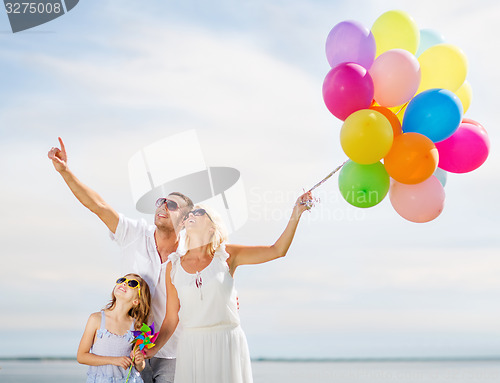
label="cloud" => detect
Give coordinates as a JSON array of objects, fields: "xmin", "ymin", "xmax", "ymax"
[{"xmin": 1, "ymin": 0, "xmax": 499, "ymax": 358}]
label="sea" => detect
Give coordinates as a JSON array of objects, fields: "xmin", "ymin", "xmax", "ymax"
[{"xmin": 0, "ymin": 359, "xmax": 499, "ymax": 383}]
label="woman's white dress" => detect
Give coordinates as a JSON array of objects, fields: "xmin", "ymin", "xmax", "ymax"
[{"xmin": 169, "ymin": 244, "xmax": 253, "ymax": 383}]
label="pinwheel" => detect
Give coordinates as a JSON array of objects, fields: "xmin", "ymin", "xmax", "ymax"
[
  {"xmin": 131, "ymin": 322, "xmax": 159, "ymax": 352},
  {"xmin": 125, "ymin": 322, "xmax": 159, "ymax": 383}
]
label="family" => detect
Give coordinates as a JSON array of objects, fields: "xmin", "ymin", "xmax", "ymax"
[{"xmin": 48, "ymin": 137, "xmax": 313, "ymax": 383}]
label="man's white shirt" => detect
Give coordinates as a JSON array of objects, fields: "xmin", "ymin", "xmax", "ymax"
[{"xmin": 110, "ymin": 213, "xmax": 180, "ymax": 359}]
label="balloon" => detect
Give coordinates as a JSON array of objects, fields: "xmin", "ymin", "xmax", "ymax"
[
  {"xmin": 371, "ymin": 10, "xmax": 420, "ymax": 56},
  {"xmin": 435, "ymin": 121, "xmax": 490, "ymax": 173},
  {"xmin": 370, "ymin": 105, "xmax": 402, "ymax": 137},
  {"xmin": 415, "ymin": 29, "xmax": 445, "ymax": 57},
  {"xmin": 338, "ymin": 160, "xmax": 390, "ymax": 208},
  {"xmin": 325, "ymin": 20, "xmax": 376, "ymax": 70},
  {"xmin": 369, "ymin": 48, "xmax": 421, "ymax": 107},
  {"xmin": 462, "ymin": 117, "xmax": 482, "ymax": 128},
  {"xmin": 402, "ymin": 88, "xmax": 463, "ymax": 142},
  {"xmin": 384, "ymin": 132, "xmax": 438, "ymax": 184},
  {"xmin": 388, "ymin": 103, "xmax": 408, "ymax": 124},
  {"xmin": 322, "ymin": 63, "xmax": 374, "ymax": 121},
  {"xmin": 454, "ymin": 81, "xmax": 472, "ymax": 114},
  {"xmin": 433, "ymin": 167, "xmax": 448, "ymax": 187},
  {"xmin": 417, "ymin": 43, "xmax": 468, "ymax": 93},
  {"xmin": 390, "ymin": 176, "xmax": 445, "ymax": 223},
  {"xmin": 340, "ymin": 109, "xmax": 394, "ymax": 164}
]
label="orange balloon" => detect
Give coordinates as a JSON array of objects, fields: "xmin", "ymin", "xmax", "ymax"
[
  {"xmin": 384, "ymin": 132, "xmax": 438, "ymax": 184},
  {"xmin": 388, "ymin": 103, "xmax": 408, "ymax": 124},
  {"xmin": 370, "ymin": 106, "xmax": 402, "ymax": 137}
]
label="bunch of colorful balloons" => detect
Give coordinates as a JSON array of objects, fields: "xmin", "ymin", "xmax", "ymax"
[{"xmin": 323, "ymin": 9, "xmax": 490, "ymax": 223}]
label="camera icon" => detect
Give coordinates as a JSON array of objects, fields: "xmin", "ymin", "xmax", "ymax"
[{"xmin": 128, "ymin": 130, "xmax": 248, "ymax": 235}]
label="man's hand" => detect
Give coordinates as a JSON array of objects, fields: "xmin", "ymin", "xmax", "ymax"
[
  {"xmin": 48, "ymin": 137, "xmax": 68, "ymax": 173},
  {"xmin": 143, "ymin": 346, "xmax": 157, "ymax": 360}
]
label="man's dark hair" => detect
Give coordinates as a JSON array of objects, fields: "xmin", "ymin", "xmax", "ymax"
[{"xmin": 168, "ymin": 192, "xmax": 194, "ymax": 210}]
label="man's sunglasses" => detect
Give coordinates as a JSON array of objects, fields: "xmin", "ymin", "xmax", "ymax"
[
  {"xmin": 155, "ymin": 198, "xmax": 179, "ymax": 211},
  {"xmin": 184, "ymin": 208, "xmax": 213, "ymax": 222},
  {"xmin": 116, "ymin": 277, "xmax": 141, "ymax": 297}
]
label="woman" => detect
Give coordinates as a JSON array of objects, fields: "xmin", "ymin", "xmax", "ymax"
[{"xmin": 147, "ymin": 191, "xmax": 313, "ymax": 383}]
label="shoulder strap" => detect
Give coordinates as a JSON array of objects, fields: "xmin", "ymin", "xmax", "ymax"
[
  {"xmin": 99, "ymin": 310, "xmax": 106, "ymax": 330},
  {"xmin": 168, "ymin": 252, "xmax": 181, "ymax": 281}
]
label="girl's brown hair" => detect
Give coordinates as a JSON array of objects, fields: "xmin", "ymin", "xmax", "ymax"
[{"xmin": 105, "ymin": 273, "xmax": 151, "ymax": 330}]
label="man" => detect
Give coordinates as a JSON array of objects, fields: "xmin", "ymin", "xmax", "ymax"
[{"xmin": 48, "ymin": 137, "xmax": 193, "ymax": 383}]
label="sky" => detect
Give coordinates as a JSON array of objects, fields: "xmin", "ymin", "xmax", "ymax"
[{"xmin": 0, "ymin": 0, "xmax": 499, "ymax": 360}]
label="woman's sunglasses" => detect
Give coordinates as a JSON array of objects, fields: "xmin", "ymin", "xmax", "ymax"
[
  {"xmin": 155, "ymin": 198, "xmax": 179, "ymax": 211},
  {"xmin": 184, "ymin": 208, "xmax": 213, "ymax": 222},
  {"xmin": 116, "ymin": 277, "xmax": 141, "ymax": 297}
]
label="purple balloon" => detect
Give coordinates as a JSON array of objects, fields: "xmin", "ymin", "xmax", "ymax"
[
  {"xmin": 326, "ymin": 20, "xmax": 376, "ymax": 70},
  {"xmin": 322, "ymin": 63, "xmax": 374, "ymax": 121}
]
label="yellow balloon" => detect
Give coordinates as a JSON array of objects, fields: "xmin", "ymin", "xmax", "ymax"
[
  {"xmin": 454, "ymin": 80, "xmax": 472, "ymax": 113},
  {"xmin": 371, "ymin": 10, "xmax": 420, "ymax": 56},
  {"xmin": 340, "ymin": 109, "xmax": 394, "ymax": 165},
  {"xmin": 417, "ymin": 43, "xmax": 468, "ymax": 93}
]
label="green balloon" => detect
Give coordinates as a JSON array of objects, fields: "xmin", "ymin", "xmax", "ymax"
[{"xmin": 338, "ymin": 160, "xmax": 390, "ymax": 208}]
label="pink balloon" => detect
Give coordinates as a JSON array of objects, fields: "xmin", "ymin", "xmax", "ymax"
[
  {"xmin": 435, "ymin": 121, "xmax": 490, "ymax": 173},
  {"xmin": 325, "ymin": 20, "xmax": 376, "ymax": 70},
  {"xmin": 369, "ymin": 49, "xmax": 421, "ymax": 107},
  {"xmin": 389, "ymin": 176, "xmax": 445, "ymax": 223},
  {"xmin": 322, "ymin": 63, "xmax": 374, "ymax": 121}
]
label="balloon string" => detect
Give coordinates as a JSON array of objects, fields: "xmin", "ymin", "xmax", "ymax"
[
  {"xmin": 307, "ymin": 161, "xmax": 347, "ymax": 193},
  {"xmin": 395, "ymin": 101, "xmax": 409, "ymax": 116}
]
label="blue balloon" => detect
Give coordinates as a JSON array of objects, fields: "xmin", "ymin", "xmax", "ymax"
[
  {"xmin": 402, "ymin": 89, "xmax": 463, "ymax": 143},
  {"xmin": 433, "ymin": 167, "xmax": 448, "ymax": 187},
  {"xmin": 416, "ymin": 29, "xmax": 445, "ymax": 57}
]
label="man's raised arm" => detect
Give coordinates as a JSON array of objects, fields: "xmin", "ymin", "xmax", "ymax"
[{"xmin": 48, "ymin": 137, "xmax": 119, "ymax": 233}]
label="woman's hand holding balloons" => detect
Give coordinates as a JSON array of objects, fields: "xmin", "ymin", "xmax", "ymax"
[{"xmin": 294, "ymin": 191, "xmax": 314, "ymax": 217}]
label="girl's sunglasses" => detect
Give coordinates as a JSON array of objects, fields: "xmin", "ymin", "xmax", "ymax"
[
  {"xmin": 184, "ymin": 208, "xmax": 213, "ymax": 222},
  {"xmin": 155, "ymin": 198, "xmax": 179, "ymax": 211},
  {"xmin": 116, "ymin": 277, "xmax": 141, "ymax": 297}
]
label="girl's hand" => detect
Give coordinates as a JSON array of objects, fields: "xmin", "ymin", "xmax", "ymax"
[
  {"xmin": 111, "ymin": 356, "xmax": 132, "ymax": 369},
  {"xmin": 133, "ymin": 349, "xmax": 146, "ymax": 371},
  {"xmin": 293, "ymin": 191, "xmax": 314, "ymax": 216},
  {"xmin": 133, "ymin": 348, "xmax": 145, "ymax": 363}
]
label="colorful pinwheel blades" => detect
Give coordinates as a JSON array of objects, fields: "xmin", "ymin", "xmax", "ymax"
[
  {"xmin": 131, "ymin": 322, "xmax": 158, "ymax": 353},
  {"xmin": 151, "ymin": 332, "xmax": 159, "ymax": 344}
]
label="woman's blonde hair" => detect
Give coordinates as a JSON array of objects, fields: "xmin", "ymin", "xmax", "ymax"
[
  {"xmin": 185, "ymin": 204, "xmax": 228, "ymax": 256},
  {"xmin": 105, "ymin": 273, "xmax": 151, "ymax": 330}
]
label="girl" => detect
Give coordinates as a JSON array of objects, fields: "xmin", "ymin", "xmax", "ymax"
[
  {"xmin": 77, "ymin": 273, "xmax": 151, "ymax": 383},
  {"xmin": 148, "ymin": 192, "xmax": 313, "ymax": 383}
]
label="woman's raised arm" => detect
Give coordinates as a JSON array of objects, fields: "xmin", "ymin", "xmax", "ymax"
[{"xmin": 226, "ymin": 191, "xmax": 312, "ymax": 275}]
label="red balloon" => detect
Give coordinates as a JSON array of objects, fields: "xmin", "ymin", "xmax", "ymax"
[
  {"xmin": 370, "ymin": 105, "xmax": 402, "ymax": 137},
  {"xmin": 462, "ymin": 118, "xmax": 484, "ymax": 129},
  {"xmin": 322, "ymin": 63, "xmax": 374, "ymax": 121}
]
